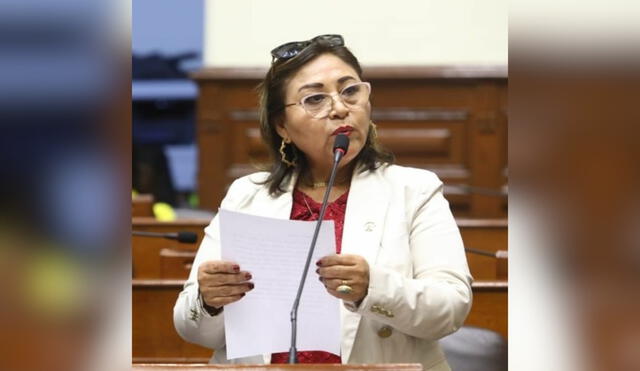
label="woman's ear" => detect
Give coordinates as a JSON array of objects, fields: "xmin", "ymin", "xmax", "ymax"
[{"xmin": 274, "ymin": 118, "xmax": 288, "ymax": 140}]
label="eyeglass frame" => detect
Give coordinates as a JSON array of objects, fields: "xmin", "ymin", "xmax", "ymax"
[
  {"xmin": 282, "ymin": 81, "xmax": 372, "ymax": 119},
  {"xmin": 270, "ymin": 34, "xmax": 344, "ymax": 63}
]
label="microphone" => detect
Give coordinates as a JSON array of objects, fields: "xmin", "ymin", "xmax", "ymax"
[
  {"xmin": 289, "ymin": 134, "xmax": 350, "ymax": 363},
  {"xmin": 132, "ymin": 230, "xmax": 198, "ymax": 244},
  {"xmin": 465, "ymin": 248, "xmax": 508, "ymax": 279},
  {"xmin": 332, "ymin": 132, "xmax": 349, "ymax": 163},
  {"xmin": 465, "ymin": 248, "xmax": 508, "ymax": 259}
]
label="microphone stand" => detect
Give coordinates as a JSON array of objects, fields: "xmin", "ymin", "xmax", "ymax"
[{"xmin": 288, "ymin": 143, "xmax": 347, "ymax": 363}]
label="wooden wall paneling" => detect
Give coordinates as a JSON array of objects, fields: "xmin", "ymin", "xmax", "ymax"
[
  {"xmin": 367, "ymin": 78, "xmax": 475, "ymax": 216},
  {"xmin": 375, "ymin": 121, "xmax": 467, "ymax": 163},
  {"xmin": 373, "ymin": 117, "xmax": 470, "ymax": 214},
  {"xmin": 367, "ymin": 78, "xmax": 475, "ymax": 108},
  {"xmin": 378, "ymin": 127, "xmax": 452, "ymax": 157},
  {"xmin": 468, "ymin": 82, "xmax": 507, "ymax": 217},
  {"xmin": 224, "ymin": 83, "xmax": 262, "ymax": 180},
  {"xmin": 432, "ymin": 164, "xmax": 472, "ymax": 216},
  {"xmin": 192, "ymin": 67, "xmax": 507, "ymax": 217},
  {"xmin": 499, "ymin": 83, "xmax": 509, "ymax": 214},
  {"xmin": 229, "ymin": 119, "xmax": 270, "ymax": 182},
  {"xmin": 197, "ymin": 83, "xmax": 227, "ymax": 210}
]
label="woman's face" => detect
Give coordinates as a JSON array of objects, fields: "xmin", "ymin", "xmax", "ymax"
[{"xmin": 276, "ymin": 53, "xmax": 371, "ymax": 173}]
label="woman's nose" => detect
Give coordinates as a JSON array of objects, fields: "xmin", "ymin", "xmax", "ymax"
[{"xmin": 328, "ymin": 95, "xmax": 349, "ymax": 119}]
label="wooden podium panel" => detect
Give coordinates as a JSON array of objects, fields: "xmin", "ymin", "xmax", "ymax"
[{"xmin": 133, "ymin": 363, "xmax": 423, "ymax": 370}]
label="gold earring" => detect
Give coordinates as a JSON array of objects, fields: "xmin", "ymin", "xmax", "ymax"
[{"xmin": 279, "ymin": 138, "xmax": 297, "ymax": 167}]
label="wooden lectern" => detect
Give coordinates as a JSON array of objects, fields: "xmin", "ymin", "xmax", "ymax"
[{"xmin": 133, "ymin": 364, "xmax": 423, "ymax": 371}]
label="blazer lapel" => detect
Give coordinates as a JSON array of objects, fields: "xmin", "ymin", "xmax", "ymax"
[{"xmin": 340, "ymin": 167, "xmax": 391, "ymax": 362}]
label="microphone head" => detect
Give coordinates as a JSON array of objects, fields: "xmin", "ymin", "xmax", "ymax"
[
  {"xmin": 176, "ymin": 231, "xmax": 198, "ymax": 244},
  {"xmin": 333, "ymin": 134, "xmax": 350, "ymax": 155}
]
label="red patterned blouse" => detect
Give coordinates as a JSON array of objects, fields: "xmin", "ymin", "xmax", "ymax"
[{"xmin": 270, "ymin": 188, "xmax": 349, "ymax": 364}]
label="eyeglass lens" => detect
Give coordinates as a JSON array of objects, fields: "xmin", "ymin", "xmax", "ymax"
[{"xmin": 301, "ymin": 83, "xmax": 370, "ymax": 118}]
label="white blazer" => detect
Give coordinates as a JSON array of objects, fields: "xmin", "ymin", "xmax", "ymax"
[{"xmin": 174, "ymin": 164, "xmax": 472, "ymax": 371}]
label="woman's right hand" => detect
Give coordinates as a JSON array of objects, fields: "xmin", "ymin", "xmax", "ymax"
[{"xmin": 197, "ymin": 260, "xmax": 254, "ymax": 310}]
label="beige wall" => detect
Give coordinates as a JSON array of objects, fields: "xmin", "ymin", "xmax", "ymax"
[{"xmin": 204, "ymin": 0, "xmax": 507, "ymax": 67}]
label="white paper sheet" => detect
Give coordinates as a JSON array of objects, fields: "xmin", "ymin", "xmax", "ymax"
[{"xmin": 218, "ymin": 209, "xmax": 341, "ymax": 360}]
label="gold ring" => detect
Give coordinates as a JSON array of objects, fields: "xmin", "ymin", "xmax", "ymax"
[{"xmin": 336, "ymin": 281, "xmax": 353, "ymax": 294}]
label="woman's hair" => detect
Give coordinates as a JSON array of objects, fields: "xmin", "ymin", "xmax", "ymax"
[{"xmin": 256, "ymin": 39, "xmax": 394, "ymax": 196}]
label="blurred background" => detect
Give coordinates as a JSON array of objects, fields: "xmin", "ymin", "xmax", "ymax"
[
  {"xmin": 0, "ymin": 1, "xmax": 130, "ymax": 371},
  {"xmin": 132, "ymin": 0, "xmax": 202, "ymax": 209}
]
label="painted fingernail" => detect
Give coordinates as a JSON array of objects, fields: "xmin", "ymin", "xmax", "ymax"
[
  {"xmin": 248, "ymin": 283, "xmax": 255, "ymax": 290},
  {"xmin": 315, "ymin": 268, "xmax": 320, "ymax": 274},
  {"xmin": 240, "ymin": 293, "xmax": 246, "ymax": 297},
  {"xmin": 245, "ymin": 273, "xmax": 252, "ymax": 280},
  {"xmin": 316, "ymin": 260, "xmax": 322, "ymax": 266},
  {"xmin": 233, "ymin": 265, "xmax": 240, "ymax": 272},
  {"xmin": 318, "ymin": 276, "xmax": 323, "ymax": 282}
]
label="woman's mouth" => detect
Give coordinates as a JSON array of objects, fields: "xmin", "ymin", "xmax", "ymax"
[{"xmin": 332, "ymin": 126, "xmax": 354, "ymax": 136}]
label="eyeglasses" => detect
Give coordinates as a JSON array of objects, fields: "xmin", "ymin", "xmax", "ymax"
[
  {"xmin": 284, "ymin": 82, "xmax": 371, "ymax": 119},
  {"xmin": 270, "ymin": 34, "xmax": 344, "ymax": 62}
]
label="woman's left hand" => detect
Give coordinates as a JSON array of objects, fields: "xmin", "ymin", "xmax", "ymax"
[{"xmin": 316, "ymin": 254, "xmax": 369, "ymax": 303}]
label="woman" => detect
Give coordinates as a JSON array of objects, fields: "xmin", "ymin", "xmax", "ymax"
[{"xmin": 174, "ymin": 34, "xmax": 472, "ymax": 370}]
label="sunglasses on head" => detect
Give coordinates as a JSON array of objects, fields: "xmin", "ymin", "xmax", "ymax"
[{"xmin": 270, "ymin": 34, "xmax": 344, "ymax": 62}]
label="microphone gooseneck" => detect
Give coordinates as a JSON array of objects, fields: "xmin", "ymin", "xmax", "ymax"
[{"xmin": 288, "ymin": 134, "xmax": 350, "ymax": 363}]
